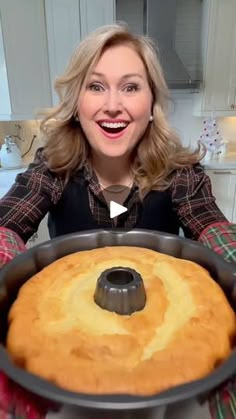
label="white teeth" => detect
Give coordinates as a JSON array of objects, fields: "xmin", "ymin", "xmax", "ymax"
[{"xmin": 100, "ymin": 122, "xmax": 128, "ymax": 129}]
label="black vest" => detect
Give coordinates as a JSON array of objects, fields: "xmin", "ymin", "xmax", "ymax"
[{"xmin": 48, "ymin": 175, "xmax": 180, "ymax": 238}]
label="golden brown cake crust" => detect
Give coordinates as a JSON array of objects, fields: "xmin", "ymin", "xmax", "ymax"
[{"xmin": 7, "ymin": 246, "xmax": 236, "ymax": 395}]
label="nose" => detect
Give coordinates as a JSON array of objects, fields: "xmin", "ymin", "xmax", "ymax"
[{"xmin": 103, "ymin": 89, "xmax": 122, "ymax": 116}]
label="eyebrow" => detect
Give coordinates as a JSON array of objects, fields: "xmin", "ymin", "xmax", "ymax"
[{"xmin": 90, "ymin": 72, "xmax": 144, "ymax": 80}]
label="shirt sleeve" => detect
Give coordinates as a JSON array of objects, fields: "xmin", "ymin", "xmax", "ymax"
[
  {"xmin": 170, "ymin": 164, "xmax": 227, "ymax": 239},
  {"xmin": 0, "ymin": 148, "xmax": 64, "ymax": 243}
]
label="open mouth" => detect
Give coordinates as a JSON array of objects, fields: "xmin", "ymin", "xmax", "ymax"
[{"xmin": 97, "ymin": 121, "xmax": 129, "ymax": 134}]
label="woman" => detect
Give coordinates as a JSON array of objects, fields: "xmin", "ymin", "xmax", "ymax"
[{"xmin": 0, "ymin": 23, "xmax": 235, "ymax": 418}]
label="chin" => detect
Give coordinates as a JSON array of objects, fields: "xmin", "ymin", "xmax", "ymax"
[
  {"xmin": 99, "ymin": 147, "xmax": 131, "ymax": 158},
  {"xmin": 102, "ymin": 152, "xmax": 129, "ymax": 159}
]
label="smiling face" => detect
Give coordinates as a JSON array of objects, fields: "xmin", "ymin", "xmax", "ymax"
[{"xmin": 77, "ymin": 44, "xmax": 153, "ymax": 160}]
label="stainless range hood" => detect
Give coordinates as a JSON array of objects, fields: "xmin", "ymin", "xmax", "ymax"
[
  {"xmin": 146, "ymin": 0, "xmax": 202, "ymax": 89},
  {"xmin": 116, "ymin": 0, "xmax": 202, "ymax": 90}
]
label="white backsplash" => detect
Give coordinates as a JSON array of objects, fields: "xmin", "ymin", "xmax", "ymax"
[
  {"xmin": 0, "ymin": 94, "xmax": 236, "ymax": 166},
  {"xmin": 0, "ymin": 119, "xmax": 43, "ymax": 164}
]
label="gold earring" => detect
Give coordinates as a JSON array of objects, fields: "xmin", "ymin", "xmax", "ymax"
[{"xmin": 149, "ymin": 115, "xmax": 153, "ymax": 122}]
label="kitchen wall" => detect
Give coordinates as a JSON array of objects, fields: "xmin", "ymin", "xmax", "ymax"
[
  {"xmin": 0, "ymin": 93, "xmax": 236, "ymax": 166},
  {"xmin": 169, "ymin": 93, "xmax": 236, "ymax": 150}
]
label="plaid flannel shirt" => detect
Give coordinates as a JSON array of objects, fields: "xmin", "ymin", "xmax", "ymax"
[{"xmin": 0, "ymin": 148, "xmax": 235, "ymax": 418}]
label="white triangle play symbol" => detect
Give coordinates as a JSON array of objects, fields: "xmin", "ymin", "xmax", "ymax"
[{"xmin": 110, "ymin": 200, "xmax": 128, "ymax": 219}]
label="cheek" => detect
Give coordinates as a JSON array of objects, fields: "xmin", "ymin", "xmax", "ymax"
[
  {"xmin": 77, "ymin": 99, "xmax": 91, "ymax": 119},
  {"xmin": 132, "ymin": 96, "xmax": 152, "ymax": 121},
  {"xmin": 78, "ymin": 93, "xmax": 104, "ymax": 119},
  {"xmin": 77, "ymin": 94, "xmax": 92, "ymax": 119}
]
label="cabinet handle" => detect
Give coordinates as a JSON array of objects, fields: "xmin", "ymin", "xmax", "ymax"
[{"xmin": 213, "ymin": 171, "xmax": 232, "ymax": 174}]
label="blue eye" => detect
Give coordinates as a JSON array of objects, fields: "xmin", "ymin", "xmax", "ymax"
[
  {"xmin": 88, "ymin": 83, "xmax": 104, "ymax": 92},
  {"xmin": 123, "ymin": 84, "xmax": 140, "ymax": 93}
]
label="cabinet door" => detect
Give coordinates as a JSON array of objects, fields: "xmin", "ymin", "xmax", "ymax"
[
  {"xmin": 0, "ymin": 0, "xmax": 52, "ymax": 118},
  {"xmin": 194, "ymin": 0, "xmax": 236, "ymax": 116},
  {"xmin": 205, "ymin": 170, "xmax": 236, "ymax": 221},
  {"xmin": 0, "ymin": 15, "xmax": 11, "ymax": 116},
  {"xmin": 80, "ymin": 0, "xmax": 115, "ymax": 39},
  {"xmin": 45, "ymin": 0, "xmax": 81, "ymax": 105}
]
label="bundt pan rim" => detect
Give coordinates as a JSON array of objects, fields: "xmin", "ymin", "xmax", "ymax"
[{"xmin": 0, "ymin": 228, "xmax": 235, "ymax": 412}]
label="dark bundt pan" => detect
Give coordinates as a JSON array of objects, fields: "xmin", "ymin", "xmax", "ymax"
[{"xmin": 0, "ymin": 229, "xmax": 235, "ymax": 418}]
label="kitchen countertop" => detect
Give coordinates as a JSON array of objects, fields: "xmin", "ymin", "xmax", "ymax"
[
  {"xmin": 1, "ymin": 154, "xmax": 236, "ymax": 173},
  {"xmin": 202, "ymin": 152, "xmax": 236, "ymax": 170}
]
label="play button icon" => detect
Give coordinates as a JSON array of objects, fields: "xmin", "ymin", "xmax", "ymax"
[
  {"xmin": 98, "ymin": 182, "xmax": 132, "ymax": 225},
  {"xmin": 110, "ymin": 201, "xmax": 127, "ymax": 219}
]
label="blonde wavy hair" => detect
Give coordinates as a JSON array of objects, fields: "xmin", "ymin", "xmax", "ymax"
[{"xmin": 41, "ymin": 23, "xmax": 202, "ymax": 198}]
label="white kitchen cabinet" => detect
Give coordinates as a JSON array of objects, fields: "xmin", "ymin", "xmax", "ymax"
[
  {"xmin": 194, "ymin": 0, "xmax": 236, "ymax": 116},
  {"xmin": 233, "ymin": 200, "xmax": 236, "ymax": 224},
  {"xmin": 45, "ymin": 0, "xmax": 81, "ymax": 106},
  {"xmin": 45, "ymin": 0, "xmax": 115, "ymax": 106},
  {"xmin": 0, "ymin": 0, "xmax": 52, "ymax": 120},
  {"xmin": 205, "ymin": 169, "xmax": 236, "ymax": 222},
  {"xmin": 0, "ymin": 16, "xmax": 11, "ymax": 116},
  {"xmin": 79, "ymin": 0, "xmax": 115, "ymax": 39}
]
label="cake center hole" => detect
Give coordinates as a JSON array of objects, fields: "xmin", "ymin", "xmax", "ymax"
[{"xmin": 106, "ymin": 269, "xmax": 134, "ymax": 285}]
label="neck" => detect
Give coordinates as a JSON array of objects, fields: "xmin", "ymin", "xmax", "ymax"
[{"xmin": 90, "ymin": 154, "xmax": 133, "ymax": 187}]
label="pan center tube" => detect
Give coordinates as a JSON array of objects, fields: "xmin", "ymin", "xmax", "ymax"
[{"xmin": 94, "ymin": 267, "xmax": 146, "ymax": 315}]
